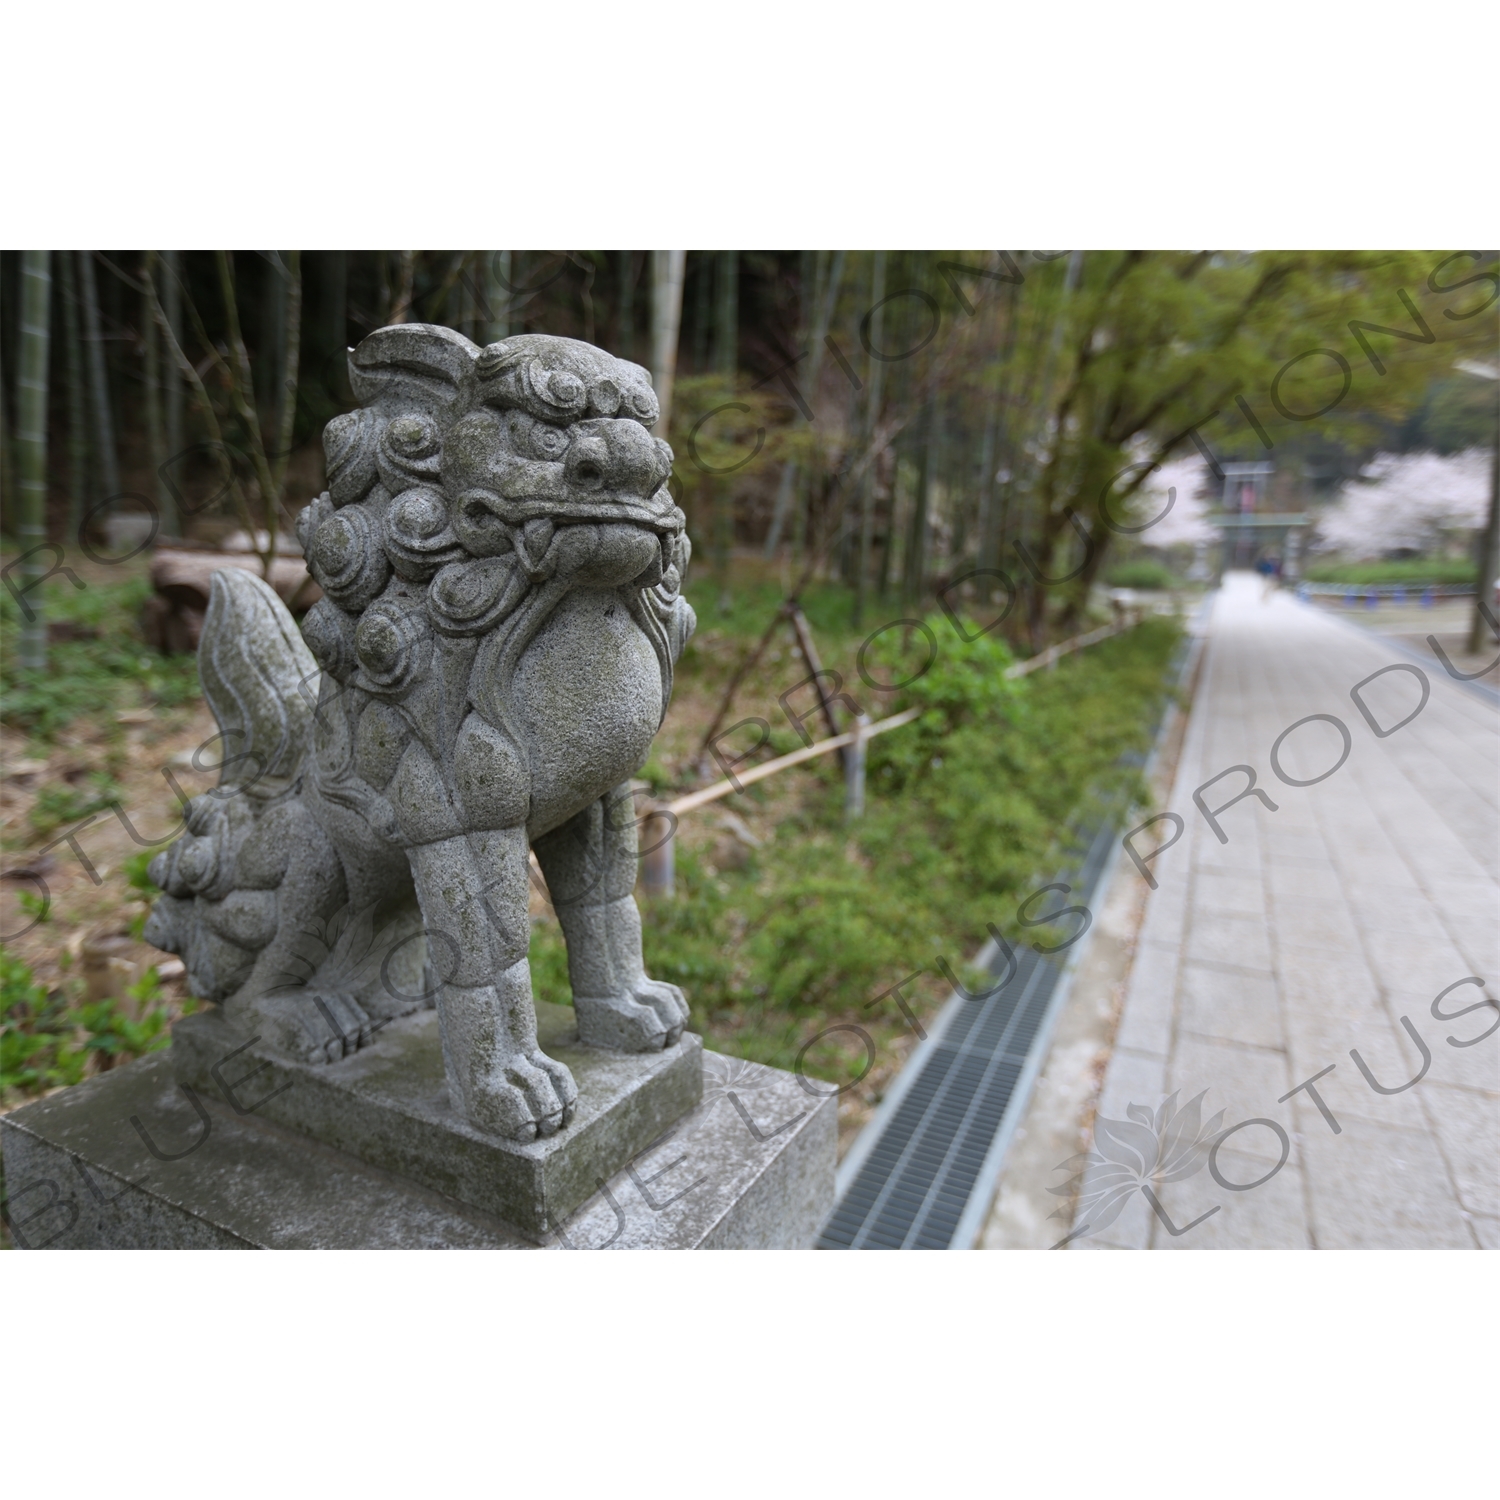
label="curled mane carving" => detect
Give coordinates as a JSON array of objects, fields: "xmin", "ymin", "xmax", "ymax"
[{"xmin": 299, "ymin": 326, "xmax": 690, "ymax": 755}]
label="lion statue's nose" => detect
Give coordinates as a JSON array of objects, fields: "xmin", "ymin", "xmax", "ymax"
[{"xmin": 565, "ymin": 418, "xmax": 672, "ymax": 496}]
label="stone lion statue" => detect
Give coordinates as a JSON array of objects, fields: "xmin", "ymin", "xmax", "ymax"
[{"xmin": 145, "ymin": 326, "xmax": 696, "ymax": 1141}]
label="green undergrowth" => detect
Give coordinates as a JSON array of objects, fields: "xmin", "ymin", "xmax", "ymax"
[
  {"xmin": 28, "ymin": 772, "xmax": 125, "ymax": 837},
  {"xmin": 1302, "ymin": 558, "xmax": 1475, "ymax": 586},
  {"xmin": 672, "ymin": 574, "xmax": 875, "ymax": 675},
  {"xmin": 530, "ymin": 613, "xmax": 1183, "ymax": 1082},
  {"xmin": 0, "ymin": 948, "xmax": 181, "ymax": 1100},
  {"xmin": 1104, "ymin": 559, "xmax": 1183, "ymax": 590},
  {"xmin": 0, "ymin": 572, "xmax": 201, "ymax": 741}
]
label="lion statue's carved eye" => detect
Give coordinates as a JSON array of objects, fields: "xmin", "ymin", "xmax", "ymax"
[{"xmin": 506, "ymin": 410, "xmax": 570, "ymax": 462}]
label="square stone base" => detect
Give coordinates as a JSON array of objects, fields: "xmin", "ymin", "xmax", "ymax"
[
  {"xmin": 1, "ymin": 1030, "xmax": 835, "ymax": 1250},
  {"xmin": 169, "ymin": 1002, "xmax": 701, "ymax": 1239}
]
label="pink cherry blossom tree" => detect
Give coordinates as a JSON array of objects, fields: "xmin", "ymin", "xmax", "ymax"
[{"xmin": 1314, "ymin": 449, "xmax": 1491, "ymax": 558}]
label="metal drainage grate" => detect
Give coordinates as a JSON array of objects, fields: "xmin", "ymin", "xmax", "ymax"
[
  {"xmin": 817, "ymin": 816, "xmax": 1120, "ymax": 1251},
  {"xmin": 818, "ymin": 623, "xmax": 1199, "ymax": 1252}
]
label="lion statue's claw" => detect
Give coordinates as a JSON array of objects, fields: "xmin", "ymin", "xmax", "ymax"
[
  {"xmin": 467, "ymin": 1050, "xmax": 579, "ymax": 1141},
  {"xmin": 239, "ymin": 990, "xmax": 374, "ymax": 1066}
]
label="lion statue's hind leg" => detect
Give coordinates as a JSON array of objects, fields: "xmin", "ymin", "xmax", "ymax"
[{"xmin": 144, "ymin": 568, "xmax": 431, "ymax": 1064}]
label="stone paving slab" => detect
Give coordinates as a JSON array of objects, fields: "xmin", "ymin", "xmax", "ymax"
[{"xmin": 1066, "ymin": 574, "xmax": 1500, "ymax": 1250}]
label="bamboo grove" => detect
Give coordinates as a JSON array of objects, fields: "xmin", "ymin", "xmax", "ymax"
[{"xmin": 2, "ymin": 250, "xmax": 1495, "ymax": 665}]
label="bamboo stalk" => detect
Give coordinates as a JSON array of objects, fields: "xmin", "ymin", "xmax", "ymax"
[
  {"xmin": 485, "ymin": 251, "xmax": 511, "ymax": 343},
  {"xmin": 162, "ymin": 250, "xmax": 184, "ymax": 473},
  {"xmin": 390, "ymin": 251, "xmax": 416, "ymax": 324},
  {"xmin": 691, "ymin": 251, "xmax": 711, "ymax": 373},
  {"xmin": 854, "ymin": 249, "xmax": 887, "ymax": 623},
  {"xmin": 77, "ymin": 251, "xmax": 120, "ymax": 502},
  {"xmin": 616, "ymin": 250, "xmax": 635, "ymax": 362},
  {"xmin": 715, "ymin": 250, "xmax": 738, "ymax": 376},
  {"xmin": 763, "ymin": 458, "xmax": 798, "ymax": 559},
  {"xmin": 975, "ymin": 383, "xmax": 998, "ymax": 572},
  {"xmin": 142, "ymin": 252, "xmax": 174, "ymax": 536},
  {"xmin": 16, "ymin": 251, "xmax": 53, "ymax": 671},
  {"xmin": 650, "ymin": 250, "xmax": 686, "ymax": 439},
  {"xmin": 271, "ymin": 250, "xmax": 303, "ymax": 506},
  {"xmin": 905, "ymin": 395, "xmax": 933, "ymax": 602},
  {"xmin": 57, "ymin": 250, "xmax": 90, "ymax": 541}
]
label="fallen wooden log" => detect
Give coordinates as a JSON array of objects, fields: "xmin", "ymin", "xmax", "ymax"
[{"xmin": 141, "ymin": 548, "xmax": 321, "ymax": 653}]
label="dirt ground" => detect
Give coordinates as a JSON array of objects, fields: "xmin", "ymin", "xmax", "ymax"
[{"xmin": 1, "ymin": 698, "xmax": 221, "ymax": 1048}]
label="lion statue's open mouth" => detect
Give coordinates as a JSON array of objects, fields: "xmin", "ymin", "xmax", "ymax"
[{"xmin": 145, "ymin": 326, "xmax": 696, "ymax": 1142}]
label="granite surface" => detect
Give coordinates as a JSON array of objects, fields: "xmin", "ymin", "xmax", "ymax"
[
  {"xmin": 168, "ymin": 1000, "xmax": 701, "ymax": 1237},
  {"xmin": 1, "ymin": 1037, "xmax": 834, "ymax": 1250},
  {"xmin": 143, "ymin": 327, "xmax": 698, "ymax": 1142}
]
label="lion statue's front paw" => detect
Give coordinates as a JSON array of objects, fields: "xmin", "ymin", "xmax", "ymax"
[{"xmin": 467, "ymin": 1051, "xmax": 579, "ymax": 1141}]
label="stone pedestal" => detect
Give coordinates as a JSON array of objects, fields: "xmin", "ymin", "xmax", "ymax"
[
  {"xmin": 169, "ymin": 1002, "xmax": 701, "ymax": 1238},
  {"xmin": 1, "ymin": 1018, "xmax": 835, "ymax": 1250}
]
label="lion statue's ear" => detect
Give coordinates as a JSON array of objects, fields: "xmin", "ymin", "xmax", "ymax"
[{"xmin": 348, "ymin": 324, "xmax": 480, "ymax": 419}]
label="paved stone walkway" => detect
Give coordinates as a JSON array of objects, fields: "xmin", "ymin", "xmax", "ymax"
[{"xmin": 1069, "ymin": 572, "xmax": 1499, "ymax": 1249}]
